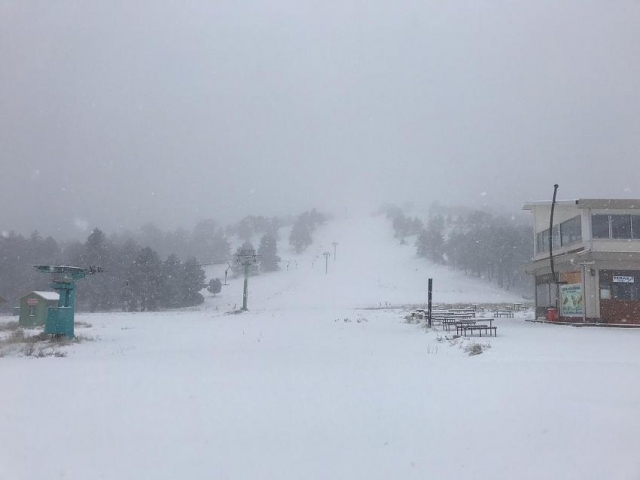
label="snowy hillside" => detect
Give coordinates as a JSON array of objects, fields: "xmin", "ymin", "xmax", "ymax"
[
  {"xmin": 205, "ymin": 214, "xmax": 523, "ymax": 312},
  {"xmin": 3, "ymin": 215, "xmax": 640, "ymax": 480}
]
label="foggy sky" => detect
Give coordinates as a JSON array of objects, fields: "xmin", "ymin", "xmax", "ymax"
[{"xmin": 2, "ymin": 1, "xmax": 640, "ymax": 237}]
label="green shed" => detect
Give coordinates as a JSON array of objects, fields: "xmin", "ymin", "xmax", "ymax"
[{"xmin": 18, "ymin": 291, "xmax": 60, "ymax": 327}]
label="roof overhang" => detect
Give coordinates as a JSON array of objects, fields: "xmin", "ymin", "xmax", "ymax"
[
  {"xmin": 524, "ymin": 250, "xmax": 640, "ymax": 275},
  {"xmin": 523, "ymin": 199, "xmax": 640, "ymax": 211},
  {"xmin": 522, "ymin": 200, "xmax": 578, "ymax": 211}
]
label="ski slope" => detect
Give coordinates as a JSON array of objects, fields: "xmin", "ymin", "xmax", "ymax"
[
  {"xmin": 204, "ymin": 214, "xmax": 523, "ymax": 312},
  {"xmin": 2, "ymin": 215, "xmax": 640, "ymax": 480}
]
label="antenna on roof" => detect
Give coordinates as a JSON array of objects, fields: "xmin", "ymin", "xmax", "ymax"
[{"xmin": 549, "ymin": 184, "xmax": 559, "ymax": 306}]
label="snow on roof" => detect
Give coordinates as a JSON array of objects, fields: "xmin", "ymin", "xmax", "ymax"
[{"xmin": 30, "ymin": 291, "xmax": 60, "ymax": 301}]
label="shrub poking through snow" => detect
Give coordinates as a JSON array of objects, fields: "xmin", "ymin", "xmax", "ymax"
[
  {"xmin": 464, "ymin": 342, "xmax": 490, "ymax": 356},
  {"xmin": 0, "ymin": 328, "xmax": 93, "ymax": 357},
  {"xmin": 0, "ymin": 321, "xmax": 19, "ymax": 332}
]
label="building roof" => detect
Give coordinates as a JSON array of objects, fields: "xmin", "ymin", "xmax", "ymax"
[
  {"xmin": 523, "ymin": 199, "xmax": 640, "ymax": 211},
  {"xmin": 21, "ymin": 291, "xmax": 60, "ymax": 301}
]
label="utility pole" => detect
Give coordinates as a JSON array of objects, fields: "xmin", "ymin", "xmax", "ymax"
[
  {"xmin": 234, "ymin": 249, "xmax": 260, "ymax": 311},
  {"xmin": 549, "ymin": 184, "xmax": 559, "ymax": 312},
  {"xmin": 427, "ymin": 278, "xmax": 433, "ymax": 328},
  {"xmin": 332, "ymin": 242, "xmax": 339, "ymax": 261},
  {"xmin": 323, "ymin": 252, "xmax": 331, "ymax": 274}
]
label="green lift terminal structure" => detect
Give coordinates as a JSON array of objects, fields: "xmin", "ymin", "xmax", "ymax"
[{"xmin": 34, "ymin": 265, "xmax": 102, "ymax": 338}]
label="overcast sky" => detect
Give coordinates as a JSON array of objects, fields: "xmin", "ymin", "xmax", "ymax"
[{"xmin": 2, "ymin": 0, "xmax": 640, "ymax": 237}]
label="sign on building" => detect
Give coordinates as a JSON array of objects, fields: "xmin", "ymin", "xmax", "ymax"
[
  {"xmin": 613, "ymin": 275, "xmax": 634, "ymax": 283},
  {"xmin": 560, "ymin": 284, "xmax": 583, "ymax": 317}
]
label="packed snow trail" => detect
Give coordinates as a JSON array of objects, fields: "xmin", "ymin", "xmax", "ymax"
[{"xmin": 204, "ymin": 215, "xmax": 523, "ymax": 312}]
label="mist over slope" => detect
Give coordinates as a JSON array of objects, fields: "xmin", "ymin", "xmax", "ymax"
[{"xmin": 204, "ymin": 214, "xmax": 524, "ymax": 312}]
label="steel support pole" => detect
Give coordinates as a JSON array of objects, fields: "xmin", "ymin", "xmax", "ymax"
[
  {"xmin": 242, "ymin": 263, "xmax": 249, "ymax": 311},
  {"xmin": 581, "ymin": 264, "xmax": 587, "ymax": 323},
  {"xmin": 428, "ymin": 278, "xmax": 433, "ymax": 328}
]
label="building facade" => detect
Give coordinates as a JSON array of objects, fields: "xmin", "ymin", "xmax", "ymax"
[
  {"xmin": 523, "ymin": 199, "xmax": 640, "ymax": 324},
  {"xmin": 18, "ymin": 291, "xmax": 60, "ymax": 327}
]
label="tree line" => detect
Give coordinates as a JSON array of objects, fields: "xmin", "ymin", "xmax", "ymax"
[
  {"xmin": 229, "ymin": 209, "xmax": 327, "ymax": 277},
  {"xmin": 0, "ymin": 228, "xmax": 208, "ymax": 313},
  {"xmin": 383, "ymin": 206, "xmax": 533, "ymax": 291},
  {"xmin": 0, "ymin": 209, "xmax": 328, "ymax": 313}
]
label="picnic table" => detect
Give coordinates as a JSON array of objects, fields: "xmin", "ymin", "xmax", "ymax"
[
  {"xmin": 442, "ymin": 318, "xmax": 475, "ymax": 331},
  {"xmin": 447, "ymin": 309, "xmax": 476, "ymax": 317},
  {"xmin": 494, "ymin": 310, "xmax": 514, "ymax": 318},
  {"xmin": 457, "ymin": 323, "xmax": 497, "ymax": 337},
  {"xmin": 455, "ymin": 317, "xmax": 497, "ymax": 337}
]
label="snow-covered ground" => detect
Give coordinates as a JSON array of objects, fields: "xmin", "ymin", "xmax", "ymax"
[{"xmin": 2, "ymin": 215, "xmax": 640, "ymax": 480}]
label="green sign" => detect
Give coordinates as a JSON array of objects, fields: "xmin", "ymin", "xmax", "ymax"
[{"xmin": 560, "ymin": 284, "xmax": 583, "ymax": 317}]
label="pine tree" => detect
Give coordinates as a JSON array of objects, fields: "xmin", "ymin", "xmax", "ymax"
[
  {"xmin": 113, "ymin": 238, "xmax": 140, "ymax": 311},
  {"xmin": 180, "ymin": 257, "xmax": 206, "ymax": 307},
  {"xmin": 258, "ymin": 234, "xmax": 280, "ymax": 272},
  {"xmin": 289, "ymin": 213, "xmax": 313, "ymax": 253},
  {"xmin": 416, "ymin": 216, "xmax": 445, "ymax": 264},
  {"xmin": 80, "ymin": 228, "xmax": 113, "ymax": 312},
  {"xmin": 161, "ymin": 254, "xmax": 183, "ymax": 308},
  {"xmin": 126, "ymin": 247, "xmax": 164, "ymax": 311},
  {"xmin": 207, "ymin": 278, "xmax": 222, "ymax": 296}
]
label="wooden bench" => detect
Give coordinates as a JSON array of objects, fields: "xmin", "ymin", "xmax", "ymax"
[{"xmin": 494, "ymin": 310, "xmax": 514, "ymax": 318}]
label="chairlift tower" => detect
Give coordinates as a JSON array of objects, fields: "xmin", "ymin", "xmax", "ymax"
[
  {"xmin": 34, "ymin": 265, "xmax": 102, "ymax": 338},
  {"xmin": 323, "ymin": 252, "xmax": 331, "ymax": 274},
  {"xmin": 234, "ymin": 249, "xmax": 260, "ymax": 311}
]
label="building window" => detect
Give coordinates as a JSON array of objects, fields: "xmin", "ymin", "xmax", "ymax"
[
  {"xmin": 592, "ymin": 214, "xmax": 610, "ymax": 239},
  {"xmin": 611, "ymin": 215, "xmax": 632, "ymax": 239},
  {"xmin": 602, "ymin": 271, "xmax": 640, "ymax": 301},
  {"xmin": 536, "ymin": 230, "xmax": 549, "ymax": 254},
  {"xmin": 560, "ymin": 216, "xmax": 581, "ymax": 246},
  {"xmin": 552, "ymin": 224, "xmax": 561, "ymax": 249},
  {"xmin": 536, "ymin": 282, "xmax": 557, "ymax": 307},
  {"xmin": 591, "ymin": 214, "xmax": 640, "ymax": 240},
  {"xmin": 612, "ymin": 283, "xmax": 640, "ymax": 301},
  {"xmin": 632, "ymin": 215, "xmax": 640, "ymax": 239},
  {"xmin": 536, "ymin": 216, "xmax": 582, "ymax": 254}
]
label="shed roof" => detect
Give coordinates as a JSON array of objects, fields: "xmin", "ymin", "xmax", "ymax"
[{"xmin": 21, "ymin": 291, "xmax": 60, "ymax": 301}]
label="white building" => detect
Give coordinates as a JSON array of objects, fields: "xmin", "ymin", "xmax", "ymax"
[{"xmin": 523, "ymin": 199, "xmax": 640, "ymax": 323}]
